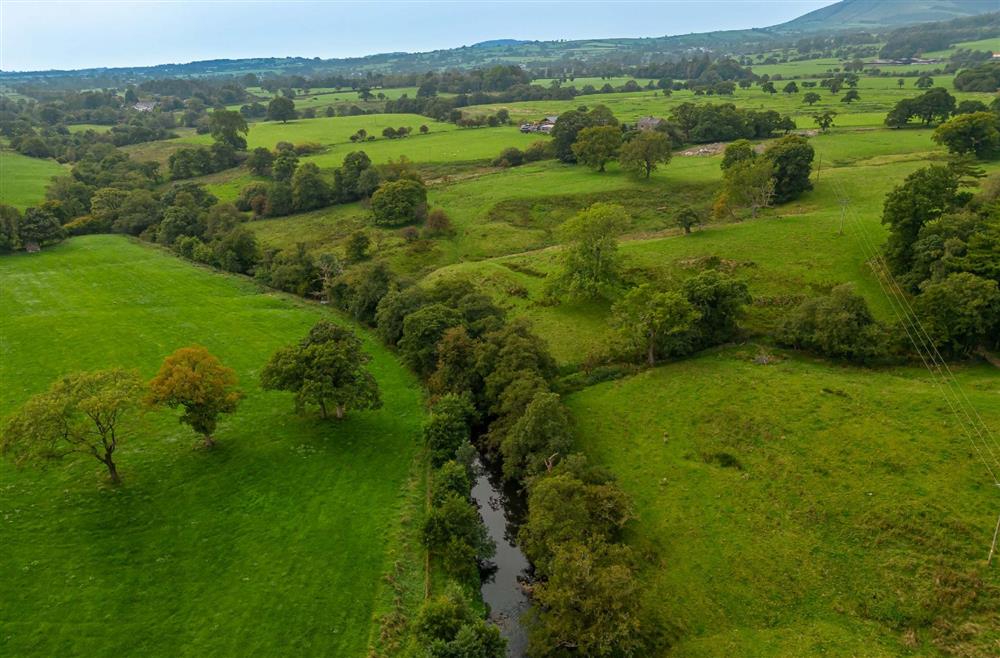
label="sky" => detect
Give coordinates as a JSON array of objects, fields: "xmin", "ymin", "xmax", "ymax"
[{"xmin": 0, "ymin": 0, "xmax": 838, "ymax": 72}]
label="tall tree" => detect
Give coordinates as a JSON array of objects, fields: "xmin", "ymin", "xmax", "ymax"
[
  {"xmin": 551, "ymin": 203, "xmax": 629, "ymax": 300},
  {"xmin": 571, "ymin": 125, "xmax": 622, "ymax": 172},
  {"xmin": 267, "ymin": 96, "xmax": 296, "ymax": 123},
  {"xmin": 881, "ymin": 165, "xmax": 959, "ymax": 275},
  {"xmin": 611, "ymin": 285, "xmax": 701, "ymax": 365},
  {"xmin": 618, "ymin": 130, "xmax": 671, "ymax": 178},
  {"xmin": 1, "ymin": 369, "xmax": 143, "ymax": 484},
  {"xmin": 146, "ymin": 346, "xmax": 243, "ymax": 448},
  {"xmin": 260, "ymin": 321, "xmax": 381, "ymax": 419},
  {"xmin": 761, "ymin": 135, "xmax": 814, "ymax": 203},
  {"xmin": 209, "ymin": 110, "xmax": 249, "ymax": 150}
]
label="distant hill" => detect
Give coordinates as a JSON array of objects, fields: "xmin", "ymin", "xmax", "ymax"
[
  {"xmin": 775, "ymin": 0, "xmax": 998, "ymax": 32},
  {"xmin": 469, "ymin": 39, "xmax": 532, "ymax": 49},
  {"xmin": 3, "ymin": 0, "xmax": 997, "ymax": 81}
]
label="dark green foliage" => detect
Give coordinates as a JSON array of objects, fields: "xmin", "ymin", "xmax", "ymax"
[
  {"xmin": 267, "ymin": 96, "xmax": 296, "ymax": 123},
  {"xmin": 777, "ymin": 284, "xmax": 887, "ymax": 362},
  {"xmin": 683, "ymin": 269, "xmax": 752, "ymax": 347},
  {"xmin": 415, "ymin": 589, "xmax": 506, "ymax": 658},
  {"xmin": 549, "ymin": 203, "xmax": 628, "ymax": 301},
  {"xmin": 255, "ymin": 243, "xmax": 319, "ymax": 296},
  {"xmin": 399, "ymin": 303, "xmax": 464, "ymax": 376},
  {"xmin": 375, "ymin": 285, "xmax": 427, "ymax": 345},
  {"xmin": 423, "ymin": 394, "xmax": 477, "ymax": 467},
  {"xmin": 208, "ymin": 110, "xmax": 249, "ymax": 150},
  {"xmin": 520, "ymin": 463, "xmax": 633, "ymax": 575},
  {"xmin": 527, "ymin": 540, "xmax": 643, "ymax": 658},
  {"xmin": 669, "ymin": 103, "xmax": 794, "ymax": 144},
  {"xmin": 916, "ymin": 272, "xmax": 1000, "ymax": 355},
  {"xmin": 272, "ymin": 150, "xmax": 299, "ymax": 183},
  {"xmin": 881, "ymin": 165, "xmax": 960, "ymax": 275},
  {"xmin": 259, "ymin": 320, "xmax": 382, "ymax": 419},
  {"xmin": 432, "ymin": 460, "xmax": 472, "ymax": 505},
  {"xmin": 720, "ymin": 139, "xmax": 755, "ymax": 170},
  {"xmin": 291, "ymin": 162, "xmax": 330, "ymax": 211},
  {"xmin": 551, "ymin": 104, "xmax": 618, "ymax": 163},
  {"xmin": 499, "ymin": 391, "xmax": 574, "ymax": 480},
  {"xmin": 571, "ymin": 125, "xmax": 622, "ymax": 172},
  {"xmin": 344, "ymin": 230, "xmax": 370, "ymax": 263},
  {"xmin": 333, "ymin": 151, "xmax": 378, "ymax": 202},
  {"xmin": 932, "ymin": 112, "xmax": 1000, "ymax": 159},
  {"xmin": 611, "ymin": 285, "xmax": 701, "ymax": 366},
  {"xmin": 909, "ymin": 210, "xmax": 1000, "ymax": 289},
  {"xmin": 246, "ymin": 147, "xmax": 273, "ymax": 176},
  {"xmin": 213, "ymin": 227, "xmax": 259, "ymax": 274},
  {"xmin": 953, "ymin": 61, "xmax": 1000, "ymax": 92},
  {"xmin": 370, "ymin": 179, "xmax": 428, "ymax": 227},
  {"xmin": 0, "ymin": 205, "xmax": 21, "ymax": 252},
  {"xmin": 18, "ymin": 207, "xmax": 65, "ymax": 248},
  {"xmin": 422, "ymin": 492, "xmax": 495, "ymax": 576},
  {"xmin": 675, "ymin": 205, "xmax": 702, "ymax": 234},
  {"xmin": 340, "ymin": 262, "xmax": 395, "ymax": 325},
  {"xmin": 885, "ymin": 88, "xmax": 956, "ymax": 128},
  {"xmin": 761, "ymin": 135, "xmax": 814, "ymax": 203}
]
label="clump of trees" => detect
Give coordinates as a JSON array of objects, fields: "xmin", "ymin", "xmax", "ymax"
[
  {"xmin": 668, "ymin": 102, "xmax": 795, "ymax": 144},
  {"xmin": 881, "ymin": 165, "xmax": 1000, "ymax": 356},
  {"xmin": 777, "ymin": 285, "xmax": 888, "ymax": 362},
  {"xmin": 885, "ymin": 88, "xmax": 956, "ymax": 128},
  {"xmin": 933, "ymin": 110, "xmax": 1000, "ymax": 160},
  {"xmin": 2, "ymin": 347, "xmax": 245, "ymax": 484},
  {"xmin": 611, "ymin": 269, "xmax": 752, "ymax": 366},
  {"xmin": 0, "ymin": 205, "xmax": 65, "ymax": 252},
  {"xmin": 714, "ymin": 135, "xmax": 815, "ymax": 218}
]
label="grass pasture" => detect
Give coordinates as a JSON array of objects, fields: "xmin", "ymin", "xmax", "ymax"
[
  {"xmin": 0, "ymin": 235, "xmax": 425, "ymax": 657},
  {"xmin": 0, "ymin": 149, "xmax": 67, "ymax": 209},
  {"xmin": 566, "ymin": 348, "xmax": 1000, "ymax": 657}
]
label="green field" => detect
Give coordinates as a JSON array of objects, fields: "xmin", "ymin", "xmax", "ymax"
[
  {"xmin": 0, "ymin": 236, "xmax": 425, "ymax": 657},
  {"xmin": 567, "ymin": 348, "xmax": 1000, "ymax": 657},
  {"xmin": 0, "ymin": 149, "xmax": 67, "ymax": 209}
]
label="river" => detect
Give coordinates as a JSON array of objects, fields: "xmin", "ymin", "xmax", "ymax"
[{"xmin": 471, "ymin": 457, "xmax": 531, "ymax": 657}]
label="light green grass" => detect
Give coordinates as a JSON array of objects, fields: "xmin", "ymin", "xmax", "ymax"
[
  {"xmin": 0, "ymin": 149, "xmax": 67, "ymax": 210},
  {"xmin": 0, "ymin": 235, "xmax": 425, "ymax": 657},
  {"xmin": 567, "ymin": 347, "xmax": 1000, "ymax": 657},
  {"xmin": 416, "ymin": 127, "xmax": 968, "ymax": 364},
  {"xmin": 465, "ymin": 75, "xmax": 994, "ymax": 128},
  {"xmin": 66, "ymin": 124, "xmax": 112, "ymax": 134}
]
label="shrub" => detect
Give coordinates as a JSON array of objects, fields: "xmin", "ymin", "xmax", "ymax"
[
  {"xmin": 424, "ymin": 208, "xmax": 454, "ymax": 237},
  {"xmin": 777, "ymin": 284, "xmax": 887, "ymax": 362},
  {"xmin": 370, "ymin": 179, "xmax": 428, "ymax": 227}
]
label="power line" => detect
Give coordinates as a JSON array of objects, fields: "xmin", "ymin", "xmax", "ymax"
[{"xmin": 829, "ymin": 176, "xmax": 1000, "ymax": 486}]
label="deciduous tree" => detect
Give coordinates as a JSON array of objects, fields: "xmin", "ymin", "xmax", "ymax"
[
  {"xmin": 147, "ymin": 346, "xmax": 243, "ymax": 447},
  {"xmin": 1, "ymin": 369, "xmax": 143, "ymax": 484},
  {"xmin": 618, "ymin": 130, "xmax": 671, "ymax": 178},
  {"xmin": 260, "ymin": 321, "xmax": 381, "ymax": 419}
]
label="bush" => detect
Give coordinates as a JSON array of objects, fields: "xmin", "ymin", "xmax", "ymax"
[
  {"xmin": 492, "ymin": 147, "xmax": 524, "ymax": 167},
  {"xmin": 777, "ymin": 284, "xmax": 887, "ymax": 362},
  {"xmin": 370, "ymin": 179, "xmax": 428, "ymax": 227},
  {"xmin": 424, "ymin": 208, "xmax": 454, "ymax": 237}
]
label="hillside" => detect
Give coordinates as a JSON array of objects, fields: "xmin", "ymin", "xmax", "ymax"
[{"xmin": 777, "ymin": 0, "xmax": 999, "ymax": 32}]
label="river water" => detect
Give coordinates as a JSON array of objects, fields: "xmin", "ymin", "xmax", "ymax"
[{"xmin": 471, "ymin": 458, "xmax": 531, "ymax": 657}]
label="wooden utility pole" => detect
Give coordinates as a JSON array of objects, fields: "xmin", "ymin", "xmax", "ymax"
[{"xmin": 988, "ymin": 512, "xmax": 1000, "ymax": 565}]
